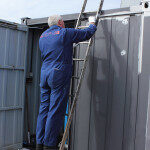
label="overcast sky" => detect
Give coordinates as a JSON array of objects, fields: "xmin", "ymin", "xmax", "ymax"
[{"xmin": 0, "ymin": 0, "xmax": 121, "ymax": 23}]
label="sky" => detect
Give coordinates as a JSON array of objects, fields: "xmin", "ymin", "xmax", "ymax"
[{"xmin": 0, "ymin": 0, "xmax": 121, "ymax": 23}]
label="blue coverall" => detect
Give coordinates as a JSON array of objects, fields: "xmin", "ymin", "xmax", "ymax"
[{"xmin": 36, "ymin": 24, "xmax": 97, "ymax": 147}]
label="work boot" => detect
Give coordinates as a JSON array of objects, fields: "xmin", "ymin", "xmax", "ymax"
[
  {"xmin": 36, "ymin": 144, "xmax": 43, "ymax": 150},
  {"xmin": 43, "ymin": 145, "xmax": 58, "ymax": 150}
]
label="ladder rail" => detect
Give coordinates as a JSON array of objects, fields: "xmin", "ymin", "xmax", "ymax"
[
  {"xmin": 95, "ymin": 0, "xmax": 104, "ymax": 26},
  {"xmin": 59, "ymin": 0, "xmax": 104, "ymax": 150},
  {"xmin": 75, "ymin": 0, "xmax": 88, "ymax": 29},
  {"xmin": 59, "ymin": 39, "xmax": 92, "ymax": 150},
  {"xmin": 69, "ymin": 0, "xmax": 88, "ymax": 120}
]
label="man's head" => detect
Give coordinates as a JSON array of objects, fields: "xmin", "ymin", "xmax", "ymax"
[{"xmin": 48, "ymin": 15, "xmax": 65, "ymax": 28}]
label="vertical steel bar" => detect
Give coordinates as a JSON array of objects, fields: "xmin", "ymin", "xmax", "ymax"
[{"xmin": 22, "ymin": 27, "xmax": 29, "ymax": 147}]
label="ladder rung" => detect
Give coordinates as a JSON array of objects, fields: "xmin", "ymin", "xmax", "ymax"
[
  {"xmin": 74, "ymin": 41, "xmax": 90, "ymax": 48},
  {"xmin": 78, "ymin": 26, "xmax": 89, "ymax": 29},
  {"xmin": 79, "ymin": 41, "xmax": 90, "ymax": 44},
  {"xmin": 73, "ymin": 58, "xmax": 84, "ymax": 61},
  {"xmin": 72, "ymin": 76, "xmax": 80, "ymax": 79},
  {"xmin": 73, "ymin": 43, "xmax": 79, "ymax": 48}
]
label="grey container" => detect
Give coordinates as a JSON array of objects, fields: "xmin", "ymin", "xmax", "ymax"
[{"xmin": 0, "ymin": 20, "xmax": 28, "ymax": 149}]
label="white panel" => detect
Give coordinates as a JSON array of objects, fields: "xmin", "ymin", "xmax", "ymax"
[{"xmin": 121, "ymin": 0, "xmax": 141, "ymax": 7}]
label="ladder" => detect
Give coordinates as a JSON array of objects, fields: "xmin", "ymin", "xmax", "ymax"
[{"xmin": 59, "ymin": 0, "xmax": 104, "ymax": 150}]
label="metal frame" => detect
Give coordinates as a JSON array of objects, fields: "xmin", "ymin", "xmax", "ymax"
[
  {"xmin": 23, "ymin": 7, "xmax": 131, "ymax": 26},
  {"xmin": 99, "ymin": 11, "xmax": 143, "ymax": 18},
  {"xmin": 22, "ymin": 27, "xmax": 30, "ymax": 148}
]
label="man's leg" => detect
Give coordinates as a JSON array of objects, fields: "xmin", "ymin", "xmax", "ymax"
[
  {"xmin": 36, "ymin": 87, "xmax": 51, "ymax": 145},
  {"xmin": 43, "ymin": 80, "xmax": 70, "ymax": 147}
]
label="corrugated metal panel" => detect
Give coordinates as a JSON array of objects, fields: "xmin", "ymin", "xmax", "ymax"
[
  {"xmin": 122, "ymin": 15, "xmax": 141, "ymax": 150},
  {"xmin": 105, "ymin": 16, "xmax": 130, "ymax": 150},
  {"xmin": 0, "ymin": 20, "xmax": 28, "ymax": 149},
  {"xmin": 88, "ymin": 18, "xmax": 112, "ymax": 150},
  {"xmin": 70, "ymin": 13, "xmax": 142, "ymax": 150},
  {"xmin": 121, "ymin": 0, "xmax": 141, "ymax": 7},
  {"xmin": 69, "ymin": 11, "xmax": 150, "ymax": 150}
]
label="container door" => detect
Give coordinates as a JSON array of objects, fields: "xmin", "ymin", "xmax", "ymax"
[{"xmin": 0, "ymin": 20, "xmax": 28, "ymax": 149}]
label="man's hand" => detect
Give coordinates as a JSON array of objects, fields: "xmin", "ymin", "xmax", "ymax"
[{"xmin": 88, "ymin": 16, "xmax": 96, "ymax": 25}]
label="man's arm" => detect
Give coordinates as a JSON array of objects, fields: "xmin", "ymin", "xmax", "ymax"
[
  {"xmin": 64, "ymin": 16, "xmax": 97, "ymax": 44},
  {"xmin": 64, "ymin": 23, "xmax": 97, "ymax": 44}
]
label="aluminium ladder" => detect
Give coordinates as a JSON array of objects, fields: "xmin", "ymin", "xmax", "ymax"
[{"xmin": 59, "ymin": 0, "xmax": 104, "ymax": 150}]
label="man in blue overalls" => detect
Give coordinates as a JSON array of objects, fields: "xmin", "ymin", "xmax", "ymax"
[{"xmin": 36, "ymin": 15, "xmax": 97, "ymax": 150}]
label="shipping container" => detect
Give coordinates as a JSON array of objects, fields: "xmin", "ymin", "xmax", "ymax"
[
  {"xmin": 1, "ymin": 3, "xmax": 150, "ymax": 150},
  {"xmin": 0, "ymin": 20, "xmax": 28, "ymax": 149}
]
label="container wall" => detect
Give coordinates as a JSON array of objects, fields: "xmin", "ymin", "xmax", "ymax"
[
  {"xmin": 70, "ymin": 14, "xmax": 142, "ymax": 150},
  {"xmin": 0, "ymin": 20, "xmax": 28, "ymax": 149}
]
